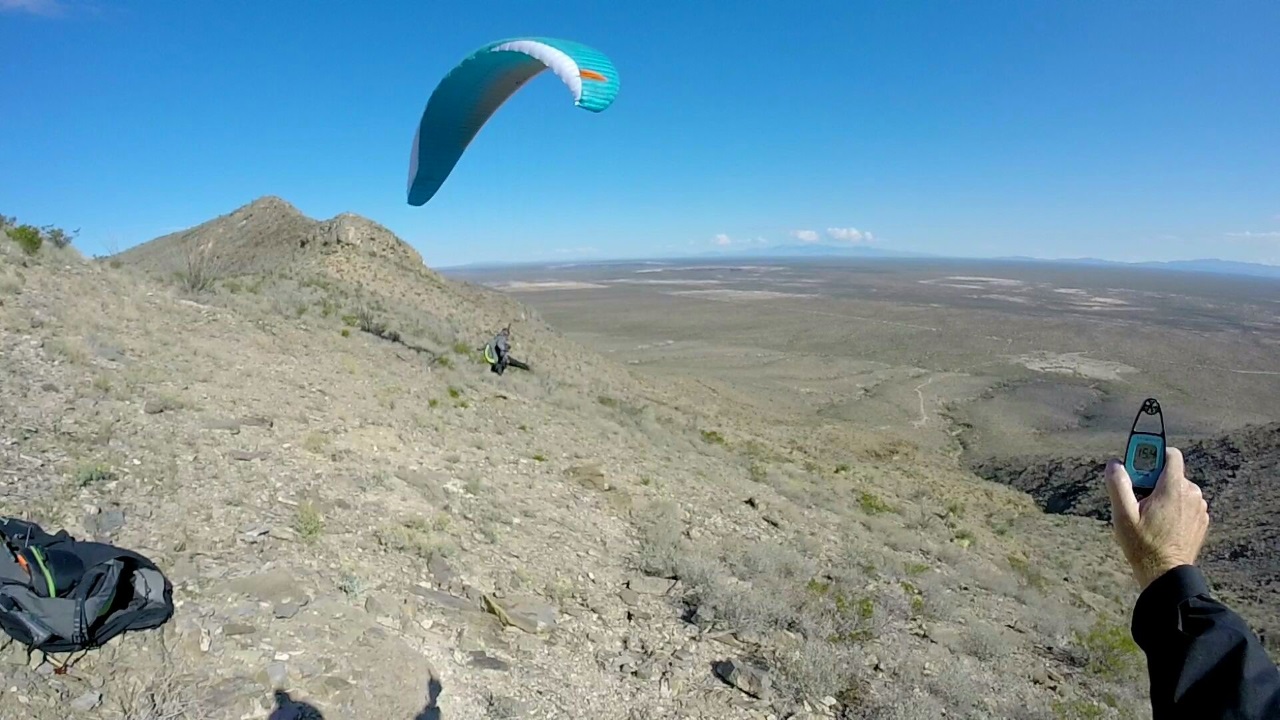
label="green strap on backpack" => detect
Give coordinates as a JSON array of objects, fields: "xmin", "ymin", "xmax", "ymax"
[{"xmin": 0, "ymin": 518, "xmax": 173, "ymax": 653}]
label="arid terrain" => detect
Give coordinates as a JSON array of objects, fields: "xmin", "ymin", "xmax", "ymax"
[
  {"xmin": 451, "ymin": 258, "xmax": 1280, "ymax": 463},
  {"xmin": 1, "ymin": 201, "xmax": 1274, "ymax": 719},
  {"xmin": 455, "ymin": 257, "xmax": 1280, "ymax": 655}
]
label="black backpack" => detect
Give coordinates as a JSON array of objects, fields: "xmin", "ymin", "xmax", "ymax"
[{"xmin": 0, "ymin": 518, "xmax": 174, "ymax": 653}]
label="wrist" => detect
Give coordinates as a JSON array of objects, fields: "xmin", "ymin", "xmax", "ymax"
[{"xmin": 1135, "ymin": 556, "xmax": 1188, "ymax": 590}]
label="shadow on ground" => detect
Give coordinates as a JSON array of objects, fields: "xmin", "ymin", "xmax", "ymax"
[{"xmin": 268, "ymin": 674, "xmax": 442, "ymax": 720}]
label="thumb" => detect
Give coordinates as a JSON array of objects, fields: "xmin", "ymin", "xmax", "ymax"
[
  {"xmin": 1105, "ymin": 459, "xmax": 1140, "ymax": 527},
  {"xmin": 1151, "ymin": 447, "xmax": 1185, "ymax": 497}
]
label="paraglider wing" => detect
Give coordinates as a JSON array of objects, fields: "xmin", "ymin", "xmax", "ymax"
[{"xmin": 407, "ymin": 37, "xmax": 620, "ymax": 206}]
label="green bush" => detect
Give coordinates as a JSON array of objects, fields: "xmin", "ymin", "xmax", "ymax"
[
  {"xmin": 858, "ymin": 491, "xmax": 894, "ymax": 515},
  {"xmin": 7, "ymin": 225, "xmax": 43, "ymax": 255},
  {"xmin": 700, "ymin": 429, "xmax": 727, "ymax": 445},
  {"xmin": 40, "ymin": 225, "xmax": 77, "ymax": 249},
  {"xmin": 73, "ymin": 462, "xmax": 117, "ymax": 486},
  {"xmin": 294, "ymin": 501, "xmax": 324, "ymax": 542},
  {"xmin": 1075, "ymin": 618, "xmax": 1142, "ymax": 679}
]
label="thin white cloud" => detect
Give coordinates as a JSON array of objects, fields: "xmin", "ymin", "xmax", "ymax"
[
  {"xmin": 713, "ymin": 233, "xmax": 732, "ymax": 246},
  {"xmin": 1226, "ymin": 231, "xmax": 1280, "ymax": 240},
  {"xmin": 0, "ymin": 0, "xmax": 66, "ymax": 16},
  {"xmin": 790, "ymin": 229, "xmax": 820, "ymax": 243},
  {"xmin": 825, "ymin": 227, "xmax": 875, "ymax": 244}
]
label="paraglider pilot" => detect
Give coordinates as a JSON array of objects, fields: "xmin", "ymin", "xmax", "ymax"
[{"xmin": 484, "ymin": 326, "xmax": 531, "ymax": 376}]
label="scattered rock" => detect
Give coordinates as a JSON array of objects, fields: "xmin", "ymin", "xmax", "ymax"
[
  {"xmin": 239, "ymin": 523, "xmax": 272, "ymax": 543},
  {"xmin": 364, "ymin": 595, "xmax": 389, "ymax": 616},
  {"xmin": 714, "ymin": 658, "xmax": 772, "ymax": 699},
  {"xmin": 566, "ymin": 463, "xmax": 609, "ymax": 491},
  {"xmin": 468, "ymin": 651, "xmax": 511, "ymax": 672},
  {"xmin": 483, "ymin": 595, "xmax": 559, "ymax": 634},
  {"xmin": 230, "ymin": 450, "xmax": 268, "ymax": 461},
  {"xmin": 69, "ymin": 690, "xmax": 102, "ymax": 712},
  {"xmin": 142, "ymin": 398, "xmax": 176, "ymax": 414},
  {"xmin": 257, "ymin": 662, "xmax": 288, "ymax": 690},
  {"xmin": 428, "ymin": 554, "xmax": 457, "ymax": 587},
  {"xmin": 240, "ymin": 415, "xmax": 275, "ymax": 428},
  {"xmin": 222, "ymin": 623, "xmax": 256, "ymax": 637},
  {"xmin": 83, "ymin": 507, "xmax": 126, "ymax": 539},
  {"xmin": 224, "ymin": 571, "xmax": 304, "ymax": 606},
  {"xmin": 411, "ymin": 587, "xmax": 479, "ymax": 614},
  {"xmin": 274, "ymin": 602, "xmax": 304, "ymax": 620},
  {"xmin": 618, "ymin": 588, "xmax": 640, "ymax": 606},
  {"xmin": 628, "ymin": 575, "xmax": 676, "ymax": 596},
  {"xmin": 203, "ymin": 418, "xmax": 242, "ymax": 434}
]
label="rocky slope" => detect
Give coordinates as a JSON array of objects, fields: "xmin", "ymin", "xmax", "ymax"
[
  {"xmin": 971, "ymin": 422, "xmax": 1280, "ymax": 656},
  {"xmin": 1, "ymin": 199, "xmax": 1158, "ymax": 719}
]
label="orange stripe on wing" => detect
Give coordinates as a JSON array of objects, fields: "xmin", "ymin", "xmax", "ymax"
[{"xmin": 579, "ymin": 69, "xmax": 607, "ymax": 82}]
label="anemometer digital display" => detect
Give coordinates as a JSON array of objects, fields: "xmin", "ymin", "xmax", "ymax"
[{"xmin": 1124, "ymin": 398, "xmax": 1166, "ymax": 497}]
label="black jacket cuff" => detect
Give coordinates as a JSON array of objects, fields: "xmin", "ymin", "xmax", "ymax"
[{"xmin": 1132, "ymin": 564, "xmax": 1209, "ymax": 648}]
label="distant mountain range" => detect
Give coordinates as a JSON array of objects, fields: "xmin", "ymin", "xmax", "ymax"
[
  {"xmin": 990, "ymin": 256, "xmax": 1280, "ymax": 280},
  {"xmin": 698, "ymin": 243, "xmax": 934, "ymax": 260},
  {"xmin": 444, "ymin": 243, "xmax": 1280, "ymax": 281}
]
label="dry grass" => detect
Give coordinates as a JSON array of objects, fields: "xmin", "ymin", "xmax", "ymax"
[{"xmin": 375, "ymin": 517, "xmax": 457, "ymax": 560}]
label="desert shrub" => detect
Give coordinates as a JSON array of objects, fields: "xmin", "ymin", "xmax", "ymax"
[
  {"xmin": 301, "ymin": 431, "xmax": 329, "ymax": 455},
  {"xmin": 633, "ymin": 501, "xmax": 686, "ymax": 577},
  {"xmin": 337, "ymin": 573, "xmax": 366, "ymax": 597},
  {"xmin": 1007, "ymin": 552, "xmax": 1049, "ymax": 590},
  {"xmin": 179, "ymin": 240, "xmax": 222, "ymax": 293},
  {"xmin": 113, "ymin": 663, "xmax": 209, "ymax": 719},
  {"xmin": 904, "ymin": 562, "xmax": 930, "ymax": 576},
  {"xmin": 774, "ymin": 636, "xmax": 866, "ymax": 707},
  {"xmin": 700, "ymin": 429, "xmax": 727, "ymax": 445},
  {"xmin": 1074, "ymin": 617, "xmax": 1143, "ymax": 680},
  {"xmin": 659, "ymin": 536, "xmax": 886, "ymax": 711},
  {"xmin": 356, "ymin": 306, "xmax": 385, "ymax": 335},
  {"xmin": 924, "ymin": 666, "xmax": 986, "ymax": 715},
  {"xmin": 7, "ymin": 224, "xmax": 42, "ymax": 255},
  {"xmin": 294, "ymin": 501, "xmax": 324, "ymax": 542},
  {"xmin": 859, "ymin": 491, "xmax": 895, "ymax": 515},
  {"xmin": 41, "ymin": 225, "xmax": 77, "ymax": 249},
  {"xmin": 74, "ymin": 462, "xmax": 116, "ymax": 486},
  {"xmin": 1051, "ymin": 699, "xmax": 1107, "ymax": 720},
  {"xmin": 860, "ymin": 692, "xmax": 948, "ymax": 720},
  {"xmin": 375, "ymin": 519, "xmax": 456, "ymax": 559},
  {"xmin": 963, "ymin": 622, "xmax": 1013, "ymax": 661}
]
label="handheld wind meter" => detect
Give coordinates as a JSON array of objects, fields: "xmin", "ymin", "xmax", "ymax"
[{"xmin": 1124, "ymin": 398, "xmax": 1166, "ymax": 497}]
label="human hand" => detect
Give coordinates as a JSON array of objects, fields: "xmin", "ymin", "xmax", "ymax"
[{"xmin": 1104, "ymin": 447, "xmax": 1209, "ymax": 591}]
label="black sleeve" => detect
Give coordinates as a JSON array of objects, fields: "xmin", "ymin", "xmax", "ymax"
[{"xmin": 1132, "ymin": 564, "xmax": 1280, "ymax": 719}]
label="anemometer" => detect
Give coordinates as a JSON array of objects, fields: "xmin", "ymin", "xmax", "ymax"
[{"xmin": 1124, "ymin": 397, "xmax": 1166, "ymax": 497}]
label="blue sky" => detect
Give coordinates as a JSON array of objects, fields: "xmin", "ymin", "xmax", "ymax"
[{"xmin": 3, "ymin": 0, "xmax": 1278, "ymax": 267}]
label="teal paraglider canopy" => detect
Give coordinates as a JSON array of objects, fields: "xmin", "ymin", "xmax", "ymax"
[{"xmin": 407, "ymin": 37, "xmax": 621, "ymax": 207}]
